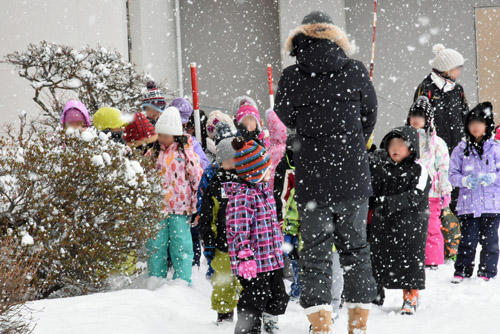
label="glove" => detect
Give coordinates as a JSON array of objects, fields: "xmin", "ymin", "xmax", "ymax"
[
  {"xmin": 441, "ymin": 195, "xmax": 451, "ymax": 209},
  {"xmin": 283, "ymin": 234, "xmax": 299, "ymax": 260},
  {"xmin": 203, "ymin": 247, "xmax": 216, "ymax": 262},
  {"xmin": 481, "ymin": 173, "xmax": 496, "ymax": 187},
  {"xmin": 238, "ymin": 260, "xmax": 257, "ymax": 280},
  {"xmin": 462, "ymin": 175, "xmax": 480, "ymax": 190}
]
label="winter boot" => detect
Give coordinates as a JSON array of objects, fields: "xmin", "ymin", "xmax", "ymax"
[
  {"xmin": 216, "ymin": 311, "xmax": 234, "ymax": 324},
  {"xmin": 347, "ymin": 307, "xmax": 369, "ymax": 334},
  {"xmin": 262, "ymin": 312, "xmax": 279, "ymax": 333},
  {"xmin": 451, "ymin": 275, "xmax": 464, "ymax": 284},
  {"xmin": 307, "ymin": 308, "xmax": 332, "ymax": 334},
  {"xmin": 400, "ymin": 289, "xmax": 419, "ymax": 315}
]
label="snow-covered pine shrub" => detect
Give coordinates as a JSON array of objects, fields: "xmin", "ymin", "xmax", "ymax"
[
  {"xmin": 3, "ymin": 41, "xmax": 171, "ymax": 126},
  {"xmin": 0, "ymin": 236, "xmax": 37, "ymax": 333},
  {"xmin": 0, "ymin": 122, "xmax": 164, "ymax": 298}
]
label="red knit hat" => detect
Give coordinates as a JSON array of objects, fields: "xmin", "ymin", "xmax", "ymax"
[
  {"xmin": 232, "ymin": 137, "xmax": 271, "ymax": 183},
  {"xmin": 124, "ymin": 113, "xmax": 156, "ymax": 143}
]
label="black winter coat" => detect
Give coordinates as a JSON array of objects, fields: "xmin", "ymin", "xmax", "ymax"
[
  {"xmin": 198, "ymin": 168, "xmax": 239, "ymax": 252},
  {"xmin": 369, "ymin": 126, "xmax": 431, "ymax": 290},
  {"xmin": 414, "ymin": 74, "xmax": 469, "ymax": 154},
  {"xmin": 275, "ymin": 29, "xmax": 378, "ymax": 206}
]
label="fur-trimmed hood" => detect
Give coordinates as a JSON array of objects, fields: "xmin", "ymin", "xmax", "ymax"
[
  {"xmin": 285, "ymin": 23, "xmax": 356, "ymax": 73},
  {"xmin": 285, "ymin": 22, "xmax": 356, "ymax": 57}
]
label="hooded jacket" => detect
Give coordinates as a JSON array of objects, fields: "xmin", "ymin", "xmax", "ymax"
[
  {"xmin": 266, "ymin": 109, "xmax": 287, "ymax": 191},
  {"xmin": 61, "ymin": 100, "xmax": 91, "ymax": 128},
  {"xmin": 275, "ymin": 21, "xmax": 377, "ymax": 206},
  {"xmin": 449, "ymin": 102, "xmax": 500, "ymax": 217},
  {"xmin": 369, "ymin": 126, "xmax": 431, "ymax": 290}
]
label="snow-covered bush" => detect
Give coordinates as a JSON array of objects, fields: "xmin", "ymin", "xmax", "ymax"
[
  {"xmin": 0, "ymin": 236, "xmax": 37, "ymax": 333},
  {"xmin": 3, "ymin": 41, "xmax": 171, "ymax": 125},
  {"xmin": 0, "ymin": 120, "xmax": 164, "ymax": 298}
]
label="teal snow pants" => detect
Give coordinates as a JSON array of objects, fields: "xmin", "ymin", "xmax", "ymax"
[{"xmin": 147, "ymin": 215, "xmax": 194, "ymax": 283}]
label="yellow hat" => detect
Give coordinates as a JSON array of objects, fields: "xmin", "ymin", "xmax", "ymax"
[
  {"xmin": 366, "ymin": 132, "xmax": 374, "ymax": 151},
  {"xmin": 93, "ymin": 107, "xmax": 128, "ymax": 131}
]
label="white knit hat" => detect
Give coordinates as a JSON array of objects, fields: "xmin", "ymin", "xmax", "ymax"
[
  {"xmin": 430, "ymin": 44, "xmax": 464, "ymax": 72},
  {"xmin": 155, "ymin": 106, "xmax": 183, "ymax": 136}
]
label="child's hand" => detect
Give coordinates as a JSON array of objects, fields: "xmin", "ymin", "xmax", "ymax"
[
  {"xmin": 462, "ymin": 175, "xmax": 480, "ymax": 190},
  {"xmin": 238, "ymin": 260, "xmax": 257, "ymax": 280},
  {"xmin": 481, "ymin": 173, "xmax": 496, "ymax": 187}
]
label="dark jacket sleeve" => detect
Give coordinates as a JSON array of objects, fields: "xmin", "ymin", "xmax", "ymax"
[
  {"xmin": 384, "ymin": 163, "xmax": 430, "ymax": 214},
  {"xmin": 274, "ymin": 70, "xmax": 298, "ymax": 128},
  {"xmin": 357, "ymin": 63, "xmax": 378, "ymax": 142},
  {"xmin": 198, "ymin": 179, "xmax": 217, "ymax": 248},
  {"xmin": 459, "ymin": 86, "xmax": 469, "ymax": 125}
]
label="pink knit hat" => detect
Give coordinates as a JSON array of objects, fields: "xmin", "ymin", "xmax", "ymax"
[{"xmin": 236, "ymin": 103, "xmax": 261, "ymax": 131}]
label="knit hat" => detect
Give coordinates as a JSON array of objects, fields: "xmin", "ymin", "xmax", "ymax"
[
  {"xmin": 168, "ymin": 98, "xmax": 193, "ymax": 125},
  {"xmin": 206, "ymin": 110, "xmax": 235, "ymax": 139},
  {"xmin": 61, "ymin": 100, "xmax": 91, "ymax": 128},
  {"xmin": 407, "ymin": 96, "xmax": 434, "ymax": 131},
  {"xmin": 236, "ymin": 103, "xmax": 262, "ymax": 131},
  {"xmin": 232, "ymin": 137, "xmax": 272, "ymax": 183},
  {"xmin": 231, "ymin": 96, "xmax": 258, "ymax": 117},
  {"xmin": 214, "ymin": 121, "xmax": 237, "ymax": 145},
  {"xmin": 216, "ymin": 138, "xmax": 236, "ymax": 164},
  {"xmin": 124, "ymin": 113, "xmax": 157, "ymax": 143},
  {"xmin": 141, "ymin": 81, "xmax": 167, "ymax": 113},
  {"xmin": 301, "ymin": 10, "xmax": 334, "ymax": 25},
  {"xmin": 155, "ymin": 106, "xmax": 183, "ymax": 136},
  {"xmin": 430, "ymin": 44, "xmax": 464, "ymax": 72},
  {"xmin": 93, "ymin": 107, "xmax": 129, "ymax": 131}
]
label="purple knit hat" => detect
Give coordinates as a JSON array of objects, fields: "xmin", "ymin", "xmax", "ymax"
[{"xmin": 168, "ymin": 98, "xmax": 193, "ymax": 125}]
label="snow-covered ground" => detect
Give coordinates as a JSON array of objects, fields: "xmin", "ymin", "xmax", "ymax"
[{"xmin": 29, "ymin": 260, "xmax": 499, "ymax": 334}]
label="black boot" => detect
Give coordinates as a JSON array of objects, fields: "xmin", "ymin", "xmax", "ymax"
[
  {"xmin": 372, "ymin": 285, "xmax": 385, "ymax": 306},
  {"xmin": 216, "ymin": 311, "xmax": 234, "ymax": 324}
]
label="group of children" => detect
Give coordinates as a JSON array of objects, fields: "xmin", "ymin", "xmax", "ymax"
[{"xmin": 56, "ymin": 43, "xmax": 499, "ymax": 334}]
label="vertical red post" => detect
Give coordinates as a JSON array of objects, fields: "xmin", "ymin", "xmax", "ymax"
[
  {"xmin": 369, "ymin": 0, "xmax": 378, "ymax": 81},
  {"xmin": 267, "ymin": 64, "xmax": 274, "ymax": 109},
  {"xmin": 190, "ymin": 62, "xmax": 201, "ymax": 143}
]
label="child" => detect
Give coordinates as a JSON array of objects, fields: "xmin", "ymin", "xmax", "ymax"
[
  {"xmin": 235, "ymin": 102, "xmax": 269, "ymax": 148},
  {"xmin": 206, "ymin": 110, "xmax": 235, "ymax": 161},
  {"xmin": 226, "ymin": 137, "xmax": 288, "ymax": 334},
  {"xmin": 369, "ymin": 126, "xmax": 430, "ymax": 315},
  {"xmin": 198, "ymin": 137, "xmax": 240, "ymax": 324},
  {"xmin": 449, "ymin": 102, "xmax": 500, "ymax": 283},
  {"xmin": 407, "ymin": 96, "xmax": 452, "ymax": 268},
  {"xmin": 61, "ymin": 100, "xmax": 91, "ymax": 130},
  {"xmin": 266, "ymin": 109, "xmax": 287, "ymax": 191},
  {"xmin": 146, "ymin": 107, "xmax": 203, "ymax": 284},
  {"xmin": 414, "ymin": 44, "xmax": 469, "ymax": 154},
  {"xmin": 123, "ymin": 112, "xmax": 158, "ymax": 150},
  {"xmin": 93, "ymin": 107, "xmax": 129, "ymax": 144},
  {"xmin": 141, "ymin": 81, "xmax": 167, "ymax": 125}
]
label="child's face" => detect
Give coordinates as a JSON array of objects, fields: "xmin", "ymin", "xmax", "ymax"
[
  {"xmin": 262, "ymin": 168, "xmax": 271, "ymax": 182},
  {"xmin": 158, "ymin": 133, "xmax": 175, "ymax": 147},
  {"xmin": 241, "ymin": 115, "xmax": 257, "ymax": 132},
  {"xmin": 468, "ymin": 120, "xmax": 486, "ymax": 140},
  {"xmin": 221, "ymin": 158, "xmax": 235, "ymax": 170},
  {"xmin": 409, "ymin": 115, "xmax": 426, "ymax": 130},
  {"xmin": 145, "ymin": 106, "xmax": 161, "ymax": 121},
  {"xmin": 388, "ymin": 137, "xmax": 411, "ymax": 163},
  {"xmin": 66, "ymin": 121, "xmax": 85, "ymax": 130},
  {"xmin": 447, "ymin": 67, "xmax": 462, "ymax": 81}
]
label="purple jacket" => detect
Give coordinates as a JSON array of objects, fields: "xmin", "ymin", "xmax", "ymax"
[
  {"xmin": 224, "ymin": 181, "xmax": 284, "ymax": 275},
  {"xmin": 449, "ymin": 139, "xmax": 500, "ymax": 217}
]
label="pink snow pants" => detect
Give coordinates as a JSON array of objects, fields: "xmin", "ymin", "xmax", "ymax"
[{"xmin": 425, "ymin": 197, "xmax": 445, "ymax": 265}]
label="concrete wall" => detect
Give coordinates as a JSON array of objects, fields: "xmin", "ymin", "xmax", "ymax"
[
  {"xmin": 345, "ymin": 0, "xmax": 500, "ymax": 143},
  {"xmin": 0, "ymin": 0, "xmax": 128, "ymax": 125},
  {"xmin": 179, "ymin": 0, "xmax": 282, "ymax": 115}
]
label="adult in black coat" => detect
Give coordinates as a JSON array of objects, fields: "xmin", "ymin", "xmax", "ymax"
[
  {"xmin": 274, "ymin": 10, "xmax": 377, "ymax": 333},
  {"xmin": 369, "ymin": 126, "xmax": 431, "ymax": 313}
]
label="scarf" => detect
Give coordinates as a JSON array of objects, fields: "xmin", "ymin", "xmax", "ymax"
[{"xmin": 431, "ymin": 70, "xmax": 456, "ymax": 93}]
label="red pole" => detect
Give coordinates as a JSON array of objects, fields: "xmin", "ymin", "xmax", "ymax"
[
  {"xmin": 267, "ymin": 64, "xmax": 274, "ymax": 109},
  {"xmin": 369, "ymin": 0, "xmax": 377, "ymax": 81},
  {"xmin": 190, "ymin": 63, "xmax": 201, "ymax": 143}
]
